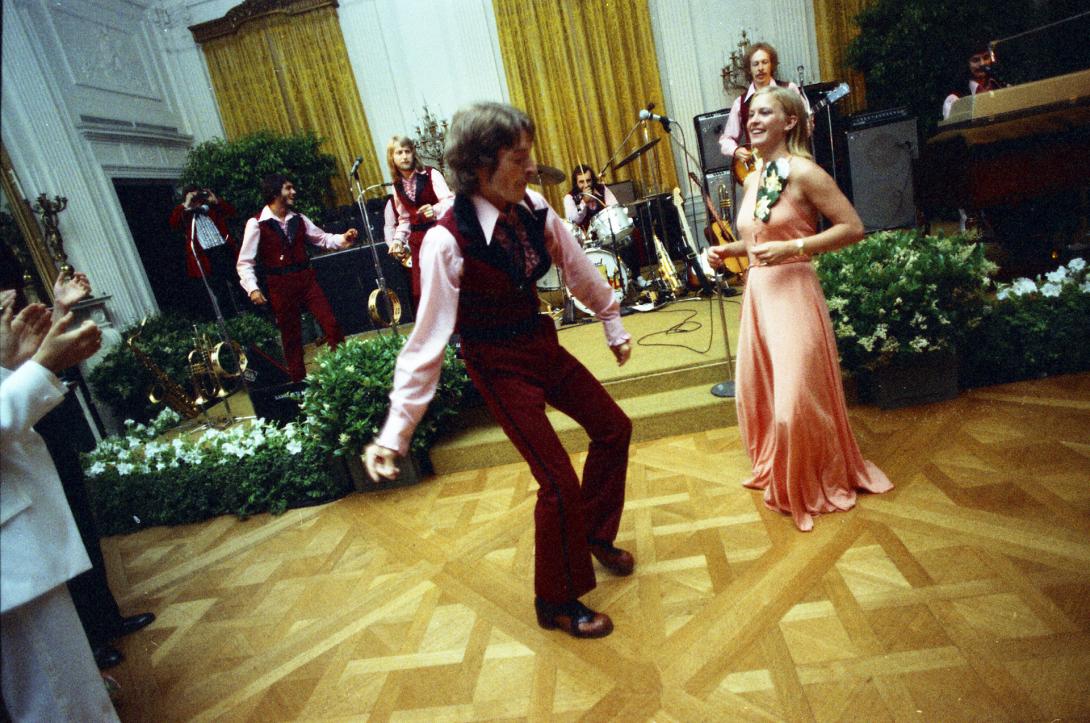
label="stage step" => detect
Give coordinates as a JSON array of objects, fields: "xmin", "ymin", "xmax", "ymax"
[{"xmin": 429, "ymin": 373, "xmax": 738, "ymax": 475}]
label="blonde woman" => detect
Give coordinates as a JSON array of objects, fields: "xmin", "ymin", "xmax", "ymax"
[{"xmin": 707, "ymin": 86, "xmax": 892, "ymax": 531}]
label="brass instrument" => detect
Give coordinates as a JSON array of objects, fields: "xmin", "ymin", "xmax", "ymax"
[
  {"xmin": 187, "ymin": 327, "xmax": 248, "ymax": 406},
  {"xmin": 128, "ymin": 318, "xmax": 201, "ymax": 419},
  {"xmin": 652, "ymin": 232, "xmax": 683, "ymax": 296}
]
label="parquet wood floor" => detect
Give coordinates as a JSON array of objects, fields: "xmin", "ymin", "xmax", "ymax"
[{"xmin": 102, "ymin": 373, "xmax": 1090, "ymax": 722}]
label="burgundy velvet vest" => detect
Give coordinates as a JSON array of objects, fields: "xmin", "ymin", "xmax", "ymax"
[
  {"xmin": 437, "ymin": 194, "xmax": 552, "ymax": 340},
  {"xmin": 394, "ymin": 168, "xmax": 441, "ymax": 229},
  {"xmin": 252, "ymin": 212, "xmax": 310, "ymax": 269}
]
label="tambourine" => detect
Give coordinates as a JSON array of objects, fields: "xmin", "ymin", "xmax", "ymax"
[{"xmin": 368, "ymin": 288, "xmax": 402, "ymax": 326}]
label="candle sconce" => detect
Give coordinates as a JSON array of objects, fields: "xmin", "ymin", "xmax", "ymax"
[
  {"xmin": 412, "ymin": 104, "xmax": 449, "ymax": 172},
  {"xmin": 34, "ymin": 193, "xmax": 72, "ymax": 279},
  {"xmin": 721, "ymin": 29, "xmax": 752, "ymax": 96}
]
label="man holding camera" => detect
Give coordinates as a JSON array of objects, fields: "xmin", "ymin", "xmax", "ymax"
[{"xmin": 168, "ymin": 185, "xmax": 241, "ymax": 316}]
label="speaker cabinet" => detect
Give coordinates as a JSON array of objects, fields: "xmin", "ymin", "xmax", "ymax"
[
  {"xmin": 311, "ymin": 245, "xmax": 415, "ymax": 335},
  {"xmin": 606, "ymin": 180, "xmax": 637, "ymax": 205},
  {"xmin": 803, "ymin": 82, "xmax": 851, "ymax": 198},
  {"xmin": 846, "ymin": 116, "xmax": 918, "ymax": 231},
  {"xmin": 694, "ymin": 108, "xmax": 732, "ymax": 173}
]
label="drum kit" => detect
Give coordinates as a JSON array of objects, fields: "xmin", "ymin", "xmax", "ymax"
[{"xmin": 533, "ymin": 138, "xmax": 682, "ymax": 320}]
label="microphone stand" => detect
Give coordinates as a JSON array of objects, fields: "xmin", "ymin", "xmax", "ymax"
[
  {"xmin": 188, "ymin": 210, "xmax": 252, "ymax": 425},
  {"xmin": 350, "ymin": 170, "xmax": 399, "ymax": 336},
  {"xmin": 661, "ymin": 123, "xmax": 740, "ymax": 399}
]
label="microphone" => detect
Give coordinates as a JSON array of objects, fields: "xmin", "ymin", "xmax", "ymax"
[
  {"xmin": 348, "ymin": 156, "xmax": 363, "ymax": 178},
  {"xmin": 638, "ymin": 108, "xmax": 673, "ymax": 132}
]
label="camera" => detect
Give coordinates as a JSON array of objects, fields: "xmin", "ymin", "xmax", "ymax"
[{"xmin": 192, "ymin": 189, "xmax": 210, "ymax": 204}]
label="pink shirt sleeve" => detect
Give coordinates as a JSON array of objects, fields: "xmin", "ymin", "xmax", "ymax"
[
  {"xmin": 392, "ymin": 187, "xmax": 410, "ymax": 243},
  {"xmin": 383, "ymin": 199, "xmax": 396, "ymax": 245},
  {"xmin": 299, "ymin": 214, "xmax": 345, "ymax": 250},
  {"xmin": 375, "ymin": 224, "xmax": 461, "ymax": 455},
  {"xmin": 237, "ymin": 217, "xmax": 261, "ymax": 294},
  {"xmin": 719, "ymin": 95, "xmax": 744, "ymax": 159}
]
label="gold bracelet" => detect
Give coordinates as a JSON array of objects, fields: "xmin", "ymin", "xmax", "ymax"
[{"xmin": 796, "ymin": 238, "xmax": 806, "ymax": 255}]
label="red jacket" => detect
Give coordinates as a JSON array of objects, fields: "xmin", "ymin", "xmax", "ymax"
[{"xmin": 168, "ymin": 200, "xmax": 239, "ymax": 278}]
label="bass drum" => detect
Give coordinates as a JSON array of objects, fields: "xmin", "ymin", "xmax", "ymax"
[{"xmin": 572, "ymin": 248, "xmax": 628, "ymax": 316}]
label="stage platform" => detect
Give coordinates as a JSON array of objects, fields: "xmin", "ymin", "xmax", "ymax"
[{"xmin": 423, "ymin": 295, "xmax": 744, "ymax": 474}]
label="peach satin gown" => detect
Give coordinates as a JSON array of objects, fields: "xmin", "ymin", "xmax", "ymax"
[{"xmin": 734, "ymin": 171, "xmax": 892, "ymax": 531}]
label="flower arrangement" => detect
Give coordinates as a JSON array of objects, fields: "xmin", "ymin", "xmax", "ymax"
[
  {"xmin": 83, "ymin": 408, "xmax": 349, "ymax": 535},
  {"xmin": 300, "ymin": 333, "xmax": 469, "ymax": 459},
  {"xmin": 961, "ymin": 257, "xmax": 1090, "ymax": 387},
  {"xmin": 815, "ymin": 229, "xmax": 996, "ymax": 374}
]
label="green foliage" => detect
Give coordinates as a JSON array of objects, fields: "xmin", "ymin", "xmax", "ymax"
[
  {"xmin": 84, "ymin": 411, "xmax": 350, "ymax": 535},
  {"xmin": 87, "ymin": 311, "xmax": 279, "ymax": 424},
  {"xmin": 179, "ymin": 130, "xmax": 337, "ymax": 239},
  {"xmin": 300, "ymin": 333, "xmax": 470, "ymax": 458},
  {"xmin": 816, "ymin": 229, "xmax": 996, "ymax": 374},
  {"xmin": 960, "ymin": 259, "xmax": 1090, "ymax": 386},
  {"xmin": 845, "ymin": 0, "xmax": 1081, "ymax": 139}
]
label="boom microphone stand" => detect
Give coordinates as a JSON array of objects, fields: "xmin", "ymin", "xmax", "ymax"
[{"xmin": 348, "ymin": 159, "xmax": 399, "ymax": 336}]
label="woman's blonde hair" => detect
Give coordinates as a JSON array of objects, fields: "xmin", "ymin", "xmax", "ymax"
[
  {"xmin": 386, "ymin": 136, "xmax": 423, "ymax": 180},
  {"xmin": 752, "ymin": 86, "xmax": 812, "ymax": 160}
]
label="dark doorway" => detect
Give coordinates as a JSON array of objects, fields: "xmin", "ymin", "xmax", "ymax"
[{"xmin": 113, "ymin": 178, "xmax": 235, "ymax": 322}]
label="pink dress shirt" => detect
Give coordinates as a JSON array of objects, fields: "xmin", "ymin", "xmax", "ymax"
[
  {"xmin": 375, "ymin": 189, "xmax": 631, "ymax": 455},
  {"xmin": 236, "ymin": 206, "xmax": 348, "ymax": 294},
  {"xmin": 392, "ymin": 168, "xmax": 454, "ymax": 244}
]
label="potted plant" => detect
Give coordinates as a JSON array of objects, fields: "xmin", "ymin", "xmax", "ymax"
[
  {"xmin": 960, "ymin": 258, "xmax": 1090, "ymax": 387},
  {"xmin": 298, "ymin": 333, "xmax": 470, "ymax": 490},
  {"xmin": 815, "ymin": 229, "xmax": 995, "ymax": 408}
]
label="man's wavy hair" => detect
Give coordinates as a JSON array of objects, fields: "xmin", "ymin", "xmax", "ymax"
[
  {"xmin": 386, "ymin": 136, "xmax": 423, "ymax": 181},
  {"xmin": 743, "ymin": 42, "xmax": 780, "ymax": 84},
  {"xmin": 444, "ymin": 102, "xmax": 535, "ymax": 195}
]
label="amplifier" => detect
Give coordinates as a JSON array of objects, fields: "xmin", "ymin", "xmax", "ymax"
[
  {"xmin": 693, "ymin": 108, "xmax": 732, "ymax": 173},
  {"xmin": 847, "ymin": 106, "xmax": 912, "ymax": 130}
]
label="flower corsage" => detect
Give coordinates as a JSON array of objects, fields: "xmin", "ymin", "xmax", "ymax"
[{"xmin": 754, "ymin": 157, "xmax": 791, "ymax": 223}]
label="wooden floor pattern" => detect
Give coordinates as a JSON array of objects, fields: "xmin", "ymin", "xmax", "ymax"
[{"xmin": 102, "ymin": 373, "xmax": 1090, "ymax": 722}]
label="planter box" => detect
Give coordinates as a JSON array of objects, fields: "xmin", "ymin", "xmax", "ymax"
[
  {"xmin": 331, "ymin": 449, "xmax": 431, "ymax": 493},
  {"xmin": 861, "ymin": 348, "xmax": 960, "ymax": 410}
]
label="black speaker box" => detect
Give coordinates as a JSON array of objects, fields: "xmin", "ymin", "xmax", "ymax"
[
  {"xmin": 845, "ymin": 115, "xmax": 919, "ymax": 231},
  {"xmin": 694, "ymin": 108, "xmax": 732, "ymax": 173},
  {"xmin": 606, "ymin": 180, "xmax": 637, "ymax": 205},
  {"xmin": 311, "ymin": 245, "xmax": 415, "ymax": 335},
  {"xmin": 803, "ymin": 82, "xmax": 852, "ymax": 198}
]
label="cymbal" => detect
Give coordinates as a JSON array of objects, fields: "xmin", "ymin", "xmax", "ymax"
[
  {"xmin": 532, "ymin": 164, "xmax": 566, "ymax": 186},
  {"xmin": 613, "ymin": 137, "xmax": 661, "ymax": 171}
]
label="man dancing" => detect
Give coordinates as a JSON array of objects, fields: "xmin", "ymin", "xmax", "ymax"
[
  {"xmin": 237, "ymin": 174, "xmax": 357, "ymax": 382},
  {"xmin": 385, "ymin": 136, "xmax": 453, "ymax": 302},
  {"xmin": 365, "ymin": 102, "xmax": 635, "ymax": 639}
]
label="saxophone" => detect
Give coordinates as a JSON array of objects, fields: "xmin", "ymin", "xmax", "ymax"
[
  {"xmin": 653, "ymin": 232, "xmax": 683, "ymax": 296},
  {"xmin": 128, "ymin": 319, "xmax": 201, "ymax": 419}
]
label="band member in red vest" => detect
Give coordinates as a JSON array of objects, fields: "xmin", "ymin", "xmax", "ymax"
[
  {"xmin": 365, "ymin": 102, "xmax": 635, "ymax": 639},
  {"xmin": 562, "ymin": 164, "xmax": 618, "ymax": 234},
  {"xmin": 236, "ymin": 174, "xmax": 357, "ymax": 382},
  {"xmin": 942, "ymin": 42, "xmax": 1006, "ymax": 120},
  {"xmin": 385, "ymin": 136, "xmax": 453, "ymax": 301},
  {"xmin": 719, "ymin": 42, "xmax": 808, "ymax": 173},
  {"xmin": 168, "ymin": 185, "xmax": 242, "ymax": 315}
]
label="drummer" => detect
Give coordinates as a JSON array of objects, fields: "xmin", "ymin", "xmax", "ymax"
[{"xmin": 563, "ymin": 164, "xmax": 618, "ymax": 238}]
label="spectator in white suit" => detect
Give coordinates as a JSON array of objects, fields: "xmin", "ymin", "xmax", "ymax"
[{"xmin": 1, "ymin": 286, "xmax": 116, "ymax": 722}]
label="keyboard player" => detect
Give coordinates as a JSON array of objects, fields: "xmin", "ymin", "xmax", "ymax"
[{"xmin": 942, "ymin": 42, "xmax": 1006, "ymax": 121}]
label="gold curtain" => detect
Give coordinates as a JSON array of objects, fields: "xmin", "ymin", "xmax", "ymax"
[
  {"xmin": 493, "ymin": 0, "xmax": 677, "ymax": 210},
  {"xmin": 199, "ymin": 6, "xmax": 377, "ymax": 204},
  {"xmin": 813, "ymin": 0, "xmax": 874, "ymax": 115}
]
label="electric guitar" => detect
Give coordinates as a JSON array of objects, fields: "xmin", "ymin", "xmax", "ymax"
[
  {"xmin": 688, "ymin": 171, "xmax": 749, "ymax": 279},
  {"xmin": 672, "ymin": 187, "xmax": 713, "ymax": 294},
  {"xmin": 732, "ymin": 82, "xmax": 851, "ymax": 184}
]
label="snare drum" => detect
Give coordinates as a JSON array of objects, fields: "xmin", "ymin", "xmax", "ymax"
[
  {"xmin": 588, "ymin": 205, "xmax": 634, "ymax": 247},
  {"xmin": 572, "ymin": 248, "xmax": 629, "ymax": 316}
]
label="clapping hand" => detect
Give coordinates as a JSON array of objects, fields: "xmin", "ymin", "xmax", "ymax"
[
  {"xmin": 32, "ymin": 312, "xmax": 102, "ymax": 374},
  {"xmin": 1, "ymin": 293, "xmax": 52, "ymax": 369},
  {"xmin": 52, "ymin": 271, "xmax": 91, "ymax": 317}
]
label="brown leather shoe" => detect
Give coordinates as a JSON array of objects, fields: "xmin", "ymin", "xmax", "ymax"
[
  {"xmin": 589, "ymin": 541, "xmax": 635, "ymax": 576},
  {"xmin": 535, "ymin": 598, "xmax": 613, "ymax": 638}
]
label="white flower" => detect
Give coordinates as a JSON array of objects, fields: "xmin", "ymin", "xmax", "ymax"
[
  {"xmin": 909, "ymin": 337, "xmax": 930, "ymax": 353},
  {"xmin": 880, "ymin": 338, "xmax": 900, "ymax": 354},
  {"xmin": 286, "ymin": 440, "xmax": 303, "ymax": 455},
  {"xmin": 1040, "ymin": 282, "xmax": 1062, "ymax": 297},
  {"xmin": 997, "ymin": 287, "xmax": 1011, "ymax": 301},
  {"xmin": 344, "ymin": 364, "xmax": 356, "ymax": 374},
  {"xmin": 826, "ymin": 296, "xmax": 848, "ymax": 312},
  {"xmin": 338, "ymin": 432, "xmax": 351, "ymax": 445},
  {"xmin": 773, "ymin": 157, "xmax": 791, "ymax": 179},
  {"xmin": 87, "ymin": 461, "xmax": 107, "ymax": 477},
  {"xmin": 858, "ymin": 336, "xmax": 876, "ymax": 352},
  {"xmin": 874, "ymin": 323, "xmax": 888, "ymax": 340},
  {"xmin": 1068, "ymin": 257, "xmax": 1086, "ymax": 272},
  {"xmin": 1081, "ymin": 280, "xmax": 1090, "ymax": 294},
  {"xmin": 1045, "ymin": 267, "xmax": 1068, "ymax": 284},
  {"xmin": 116, "ymin": 463, "xmax": 134, "ymax": 476},
  {"xmin": 1011, "ymin": 278, "xmax": 1037, "ymax": 296}
]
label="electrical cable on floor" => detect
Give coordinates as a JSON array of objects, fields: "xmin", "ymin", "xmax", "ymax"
[{"xmin": 635, "ymin": 296, "xmax": 740, "ymax": 355}]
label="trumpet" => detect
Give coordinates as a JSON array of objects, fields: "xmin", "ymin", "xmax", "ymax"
[{"xmin": 187, "ymin": 328, "xmax": 248, "ymax": 406}]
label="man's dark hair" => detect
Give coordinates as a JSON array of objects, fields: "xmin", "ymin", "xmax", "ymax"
[
  {"xmin": 444, "ymin": 103, "xmax": 535, "ymax": 195},
  {"xmin": 181, "ymin": 183, "xmax": 201, "ymax": 197},
  {"xmin": 568, "ymin": 163, "xmax": 603, "ymax": 200},
  {"xmin": 261, "ymin": 173, "xmax": 291, "ymax": 205}
]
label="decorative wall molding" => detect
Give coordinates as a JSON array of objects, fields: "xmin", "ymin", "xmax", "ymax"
[{"xmin": 189, "ymin": 0, "xmax": 338, "ymax": 42}]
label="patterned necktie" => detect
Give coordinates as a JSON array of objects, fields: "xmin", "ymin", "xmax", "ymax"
[{"xmin": 494, "ymin": 205, "xmax": 540, "ymax": 279}]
